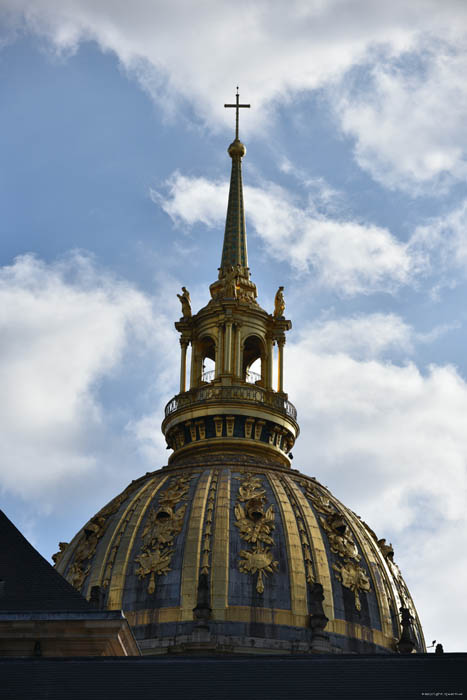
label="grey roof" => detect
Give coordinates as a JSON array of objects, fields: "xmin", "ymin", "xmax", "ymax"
[
  {"xmin": 1, "ymin": 654, "xmax": 466, "ymax": 700},
  {"xmin": 0, "ymin": 510, "xmax": 91, "ymax": 612}
]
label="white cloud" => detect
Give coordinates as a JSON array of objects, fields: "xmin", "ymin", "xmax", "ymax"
[
  {"xmin": 2, "ymin": 0, "xmax": 467, "ymax": 190},
  {"xmin": 154, "ymin": 172, "xmax": 415, "ymax": 294},
  {"xmin": 410, "ymin": 198, "xmax": 467, "ymax": 275},
  {"xmin": 303, "ymin": 313, "xmax": 414, "ymax": 359},
  {"xmin": 334, "ymin": 42, "xmax": 467, "ymax": 193},
  {"xmin": 289, "ymin": 340, "xmax": 467, "ymax": 533},
  {"xmin": 0, "ymin": 253, "xmax": 174, "ymax": 504}
]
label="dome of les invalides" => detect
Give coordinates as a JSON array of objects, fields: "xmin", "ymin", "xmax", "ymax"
[{"xmin": 54, "ymin": 93, "xmax": 425, "ymax": 656}]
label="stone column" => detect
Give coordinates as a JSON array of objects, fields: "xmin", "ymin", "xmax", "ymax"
[
  {"xmin": 215, "ymin": 324, "xmax": 224, "ymax": 378},
  {"xmin": 224, "ymin": 320, "xmax": 233, "ymax": 373},
  {"xmin": 277, "ymin": 338, "xmax": 285, "ymax": 393},
  {"xmin": 190, "ymin": 337, "xmax": 197, "ymax": 389},
  {"xmin": 234, "ymin": 324, "xmax": 242, "ymax": 378},
  {"xmin": 179, "ymin": 339, "xmax": 188, "ymax": 393},
  {"xmin": 266, "ymin": 335, "xmax": 274, "ymax": 390}
]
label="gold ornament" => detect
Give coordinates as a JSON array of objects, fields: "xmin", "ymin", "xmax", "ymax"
[
  {"xmin": 235, "ymin": 473, "xmax": 278, "ymax": 593},
  {"xmin": 320, "ymin": 513, "xmax": 360, "ymax": 561},
  {"xmin": 134, "ymin": 475, "xmax": 192, "ymax": 594},
  {"xmin": 238, "ymin": 544, "xmax": 279, "ymax": 594},
  {"xmin": 332, "ymin": 560, "xmax": 370, "ymax": 611}
]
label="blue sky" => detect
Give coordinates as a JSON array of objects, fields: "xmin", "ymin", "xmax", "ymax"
[{"xmin": 1, "ymin": 1, "xmax": 466, "ymax": 651}]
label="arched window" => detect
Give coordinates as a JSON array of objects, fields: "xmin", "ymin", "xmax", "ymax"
[
  {"xmin": 242, "ymin": 335, "xmax": 265, "ymax": 386},
  {"xmin": 199, "ymin": 336, "xmax": 216, "ymax": 384}
]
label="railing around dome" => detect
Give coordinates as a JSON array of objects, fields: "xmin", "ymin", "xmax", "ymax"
[
  {"xmin": 201, "ymin": 369, "xmax": 261, "ymax": 384},
  {"xmin": 164, "ymin": 384, "xmax": 297, "ymax": 421}
]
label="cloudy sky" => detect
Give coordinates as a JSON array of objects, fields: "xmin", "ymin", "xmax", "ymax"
[{"xmin": 1, "ymin": 1, "xmax": 466, "ymax": 651}]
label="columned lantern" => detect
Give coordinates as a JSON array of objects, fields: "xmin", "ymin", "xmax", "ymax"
[{"xmin": 55, "ymin": 92, "xmax": 425, "ymax": 656}]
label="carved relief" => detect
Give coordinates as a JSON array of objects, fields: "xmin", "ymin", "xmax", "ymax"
[
  {"xmin": 332, "ymin": 560, "xmax": 371, "ymax": 612},
  {"xmin": 234, "ymin": 473, "xmax": 278, "ymax": 593},
  {"xmin": 135, "ymin": 475, "xmax": 192, "ymax": 594}
]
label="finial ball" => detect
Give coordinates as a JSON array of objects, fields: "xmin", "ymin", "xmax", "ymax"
[{"xmin": 228, "ymin": 139, "xmax": 246, "ymax": 158}]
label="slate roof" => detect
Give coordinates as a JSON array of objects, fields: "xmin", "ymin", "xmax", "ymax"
[
  {"xmin": 0, "ymin": 510, "xmax": 91, "ymax": 612},
  {"xmin": 1, "ymin": 654, "xmax": 466, "ymax": 700}
]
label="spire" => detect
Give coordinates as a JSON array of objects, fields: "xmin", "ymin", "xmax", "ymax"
[{"xmin": 221, "ymin": 89, "xmax": 250, "ymax": 273}]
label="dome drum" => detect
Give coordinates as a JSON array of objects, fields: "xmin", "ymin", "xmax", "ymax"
[{"xmin": 162, "ymin": 388, "xmax": 298, "ymax": 466}]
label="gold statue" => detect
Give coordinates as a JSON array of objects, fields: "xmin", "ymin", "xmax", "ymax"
[
  {"xmin": 224, "ymin": 266, "xmax": 238, "ymax": 298},
  {"xmin": 274, "ymin": 286, "xmax": 285, "ymax": 318},
  {"xmin": 177, "ymin": 286, "xmax": 192, "ymax": 318}
]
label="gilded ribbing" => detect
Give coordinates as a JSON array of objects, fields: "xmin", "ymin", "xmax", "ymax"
[
  {"xmin": 268, "ymin": 473, "xmax": 308, "ymax": 622},
  {"xmin": 180, "ymin": 470, "xmax": 212, "ymax": 620},
  {"xmin": 107, "ymin": 475, "xmax": 169, "ymax": 610},
  {"xmin": 211, "ymin": 469, "xmax": 230, "ymax": 619},
  {"xmin": 287, "ymin": 477, "xmax": 335, "ymax": 622}
]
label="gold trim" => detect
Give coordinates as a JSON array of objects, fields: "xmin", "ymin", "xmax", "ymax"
[
  {"xmin": 180, "ymin": 470, "xmax": 212, "ymax": 620},
  {"xmin": 287, "ymin": 477, "xmax": 335, "ymax": 622},
  {"xmin": 211, "ymin": 469, "xmax": 230, "ymax": 619},
  {"xmin": 106, "ymin": 475, "xmax": 169, "ymax": 609},
  {"xmin": 268, "ymin": 473, "xmax": 308, "ymax": 620}
]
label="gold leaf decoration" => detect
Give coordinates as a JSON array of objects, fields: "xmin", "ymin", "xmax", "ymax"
[
  {"xmin": 134, "ymin": 474, "xmax": 192, "ymax": 594},
  {"xmin": 238, "ymin": 544, "xmax": 279, "ymax": 593},
  {"xmin": 332, "ymin": 560, "xmax": 371, "ymax": 611},
  {"xmin": 234, "ymin": 503, "xmax": 275, "ymax": 544},
  {"xmin": 320, "ymin": 513, "xmax": 361, "ymax": 562},
  {"xmin": 235, "ymin": 473, "xmax": 278, "ymax": 593}
]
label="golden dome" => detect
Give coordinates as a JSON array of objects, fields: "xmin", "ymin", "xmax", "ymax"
[
  {"xmin": 55, "ymin": 458, "xmax": 424, "ymax": 654},
  {"xmin": 55, "ymin": 93, "xmax": 425, "ymax": 655}
]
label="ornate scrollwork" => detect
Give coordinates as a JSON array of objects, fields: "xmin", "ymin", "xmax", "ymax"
[
  {"xmin": 234, "ymin": 473, "xmax": 278, "ymax": 593},
  {"xmin": 332, "ymin": 560, "xmax": 371, "ymax": 611},
  {"xmin": 135, "ymin": 474, "xmax": 192, "ymax": 594}
]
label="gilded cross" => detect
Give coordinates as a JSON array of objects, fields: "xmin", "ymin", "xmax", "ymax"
[{"xmin": 224, "ymin": 87, "xmax": 250, "ymax": 140}]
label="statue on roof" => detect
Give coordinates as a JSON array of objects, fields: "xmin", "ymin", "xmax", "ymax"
[
  {"xmin": 274, "ymin": 286, "xmax": 285, "ymax": 318},
  {"xmin": 177, "ymin": 286, "xmax": 192, "ymax": 318}
]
